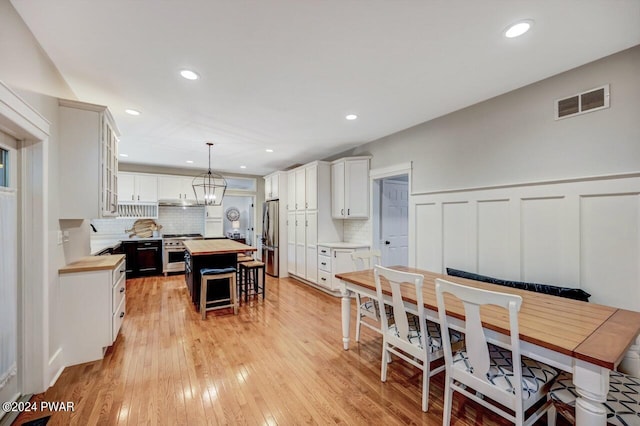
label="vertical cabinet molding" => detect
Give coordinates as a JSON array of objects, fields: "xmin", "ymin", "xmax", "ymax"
[
  {"xmin": 331, "ymin": 157, "xmax": 371, "ymax": 219},
  {"xmin": 59, "ymin": 99, "xmax": 120, "ymax": 218}
]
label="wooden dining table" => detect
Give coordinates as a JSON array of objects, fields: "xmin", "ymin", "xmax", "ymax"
[{"xmin": 336, "ymin": 266, "xmax": 640, "ymax": 426}]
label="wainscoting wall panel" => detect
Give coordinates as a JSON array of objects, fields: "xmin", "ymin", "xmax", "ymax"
[{"xmin": 409, "ymin": 174, "xmax": 640, "ymax": 311}]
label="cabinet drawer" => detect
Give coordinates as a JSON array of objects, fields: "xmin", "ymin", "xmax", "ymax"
[
  {"xmin": 318, "ymin": 254, "xmax": 331, "ymax": 272},
  {"xmin": 318, "ymin": 270, "xmax": 332, "ymax": 289},
  {"xmin": 317, "ymin": 246, "xmax": 330, "ymax": 256},
  {"xmin": 112, "ymin": 258, "xmax": 126, "ymax": 285},
  {"xmin": 112, "ymin": 274, "xmax": 126, "ymax": 313},
  {"xmin": 112, "ymin": 296, "xmax": 126, "ymax": 342}
]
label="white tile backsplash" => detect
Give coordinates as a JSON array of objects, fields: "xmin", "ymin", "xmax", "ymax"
[
  {"xmin": 157, "ymin": 206, "xmax": 204, "ymax": 235},
  {"xmin": 91, "ymin": 206, "xmax": 204, "ymax": 236},
  {"xmin": 343, "ymin": 219, "xmax": 371, "ymax": 244}
]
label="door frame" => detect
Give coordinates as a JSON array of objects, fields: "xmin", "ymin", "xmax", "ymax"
[
  {"xmin": 0, "ymin": 82, "xmax": 50, "ymax": 396},
  {"xmin": 370, "ymin": 162, "xmax": 412, "ymax": 264}
]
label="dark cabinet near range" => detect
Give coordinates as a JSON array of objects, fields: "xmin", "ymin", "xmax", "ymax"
[{"xmin": 120, "ymin": 239, "xmax": 162, "ymax": 278}]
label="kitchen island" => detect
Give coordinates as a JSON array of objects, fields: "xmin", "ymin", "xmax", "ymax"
[{"xmin": 183, "ymin": 239, "xmax": 257, "ymax": 309}]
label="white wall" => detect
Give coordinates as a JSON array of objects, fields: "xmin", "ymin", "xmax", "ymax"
[
  {"xmin": 0, "ymin": 0, "xmax": 80, "ymax": 391},
  {"xmin": 345, "ymin": 45, "xmax": 640, "ymax": 193}
]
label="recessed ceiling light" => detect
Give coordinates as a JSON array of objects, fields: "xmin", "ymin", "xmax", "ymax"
[
  {"xmin": 504, "ymin": 20, "xmax": 533, "ymax": 38},
  {"xmin": 186, "ymin": 160, "xmax": 194, "ymax": 164},
  {"xmin": 119, "ymin": 153, "xmax": 129, "ymax": 158},
  {"xmin": 180, "ymin": 69, "xmax": 199, "ymax": 80},
  {"xmin": 265, "ymin": 149, "xmax": 274, "ymax": 153},
  {"xmin": 345, "ymin": 114, "xmax": 358, "ymax": 120},
  {"xmin": 240, "ymin": 165, "xmax": 247, "ymax": 169},
  {"xmin": 125, "ymin": 109, "xmax": 140, "ymax": 116}
]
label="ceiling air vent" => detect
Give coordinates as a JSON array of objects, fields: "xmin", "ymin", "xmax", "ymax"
[{"xmin": 555, "ymin": 84, "xmax": 609, "ymax": 120}]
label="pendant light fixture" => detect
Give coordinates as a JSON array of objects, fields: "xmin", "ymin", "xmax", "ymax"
[{"xmin": 192, "ymin": 142, "xmax": 227, "ymax": 206}]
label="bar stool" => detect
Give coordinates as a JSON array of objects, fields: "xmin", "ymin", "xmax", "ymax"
[
  {"xmin": 200, "ymin": 267, "xmax": 237, "ymax": 319},
  {"xmin": 236, "ymin": 253, "xmax": 253, "ymax": 298},
  {"xmin": 239, "ymin": 260, "xmax": 266, "ymax": 302}
]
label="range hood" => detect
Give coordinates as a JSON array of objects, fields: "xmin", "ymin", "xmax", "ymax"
[{"xmin": 158, "ymin": 199, "xmax": 201, "ymax": 207}]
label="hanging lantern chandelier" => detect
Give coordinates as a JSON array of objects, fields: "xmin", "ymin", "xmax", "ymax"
[{"xmin": 192, "ymin": 142, "xmax": 227, "ymax": 206}]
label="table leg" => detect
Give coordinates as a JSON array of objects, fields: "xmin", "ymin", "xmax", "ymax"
[
  {"xmin": 573, "ymin": 360, "xmax": 609, "ymax": 426},
  {"xmin": 340, "ymin": 285, "xmax": 351, "ymax": 350}
]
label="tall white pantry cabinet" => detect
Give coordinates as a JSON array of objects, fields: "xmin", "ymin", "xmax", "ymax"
[{"xmin": 286, "ymin": 161, "xmax": 340, "ymax": 284}]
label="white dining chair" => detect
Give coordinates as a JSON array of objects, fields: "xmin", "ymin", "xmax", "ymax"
[
  {"xmin": 374, "ymin": 266, "xmax": 460, "ymax": 412},
  {"xmin": 435, "ymin": 278, "xmax": 558, "ymax": 425},
  {"xmin": 547, "ymin": 370, "xmax": 640, "ymax": 426},
  {"xmin": 351, "ymin": 250, "xmax": 384, "ymax": 341}
]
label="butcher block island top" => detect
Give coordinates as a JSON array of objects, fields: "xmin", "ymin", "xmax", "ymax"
[
  {"xmin": 59, "ymin": 254, "xmax": 125, "ymax": 274},
  {"xmin": 183, "ymin": 239, "xmax": 256, "ymax": 256}
]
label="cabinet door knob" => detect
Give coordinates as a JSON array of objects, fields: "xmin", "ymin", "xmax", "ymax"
[
  {"xmin": 120, "ymin": 287, "xmax": 125, "ymax": 293},
  {"xmin": 341, "ymin": 208, "xmax": 344, "ymax": 216},
  {"xmin": 120, "ymin": 312, "xmax": 125, "ymax": 318},
  {"xmin": 347, "ymin": 209, "xmax": 350, "ymax": 216}
]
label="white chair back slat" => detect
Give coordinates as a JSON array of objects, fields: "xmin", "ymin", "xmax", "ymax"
[{"xmin": 461, "ymin": 301, "xmax": 491, "ymax": 382}]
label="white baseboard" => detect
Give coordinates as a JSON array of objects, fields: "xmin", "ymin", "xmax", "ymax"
[{"xmin": 48, "ymin": 347, "xmax": 65, "ymax": 388}]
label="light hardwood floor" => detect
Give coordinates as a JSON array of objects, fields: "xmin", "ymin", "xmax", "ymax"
[{"xmin": 14, "ymin": 275, "xmax": 566, "ymax": 425}]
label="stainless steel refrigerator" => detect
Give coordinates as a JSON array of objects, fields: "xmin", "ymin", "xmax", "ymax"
[{"xmin": 262, "ymin": 200, "xmax": 279, "ymax": 276}]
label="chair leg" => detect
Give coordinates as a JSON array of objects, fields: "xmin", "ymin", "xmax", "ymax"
[
  {"xmin": 355, "ymin": 293, "xmax": 362, "ymax": 342},
  {"xmin": 380, "ymin": 340, "xmax": 388, "ymax": 382},
  {"xmin": 547, "ymin": 403, "xmax": 557, "ymax": 426},
  {"xmin": 422, "ymin": 365, "xmax": 429, "ymax": 412},
  {"xmin": 442, "ymin": 379, "xmax": 453, "ymax": 426},
  {"xmin": 262, "ymin": 266, "xmax": 266, "ymax": 299}
]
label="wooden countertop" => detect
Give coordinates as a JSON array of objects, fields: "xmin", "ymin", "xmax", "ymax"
[
  {"xmin": 59, "ymin": 254, "xmax": 125, "ymax": 274},
  {"xmin": 183, "ymin": 239, "xmax": 257, "ymax": 256}
]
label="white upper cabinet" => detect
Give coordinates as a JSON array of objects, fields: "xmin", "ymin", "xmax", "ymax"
[
  {"xmin": 157, "ymin": 175, "xmax": 195, "ymax": 201},
  {"xmin": 305, "ymin": 164, "xmax": 318, "ymax": 210},
  {"xmin": 331, "ymin": 157, "xmax": 370, "ymax": 219},
  {"xmin": 58, "ymin": 99, "xmax": 120, "ymax": 218},
  {"xmin": 264, "ymin": 171, "xmax": 284, "ymax": 200},
  {"xmin": 286, "ymin": 171, "xmax": 296, "ymax": 211},
  {"xmin": 118, "ymin": 172, "xmax": 158, "ymax": 203}
]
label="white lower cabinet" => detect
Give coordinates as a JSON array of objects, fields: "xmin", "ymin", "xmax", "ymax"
[
  {"xmin": 59, "ymin": 256, "xmax": 126, "ymax": 366},
  {"xmin": 317, "ymin": 244, "xmax": 370, "ymax": 291}
]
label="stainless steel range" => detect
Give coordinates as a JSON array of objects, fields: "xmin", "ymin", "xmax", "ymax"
[{"xmin": 163, "ymin": 233, "xmax": 203, "ymax": 275}]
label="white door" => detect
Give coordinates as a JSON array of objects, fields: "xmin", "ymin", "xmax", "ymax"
[
  {"xmin": 0, "ymin": 132, "xmax": 19, "ymax": 411},
  {"xmin": 295, "ymin": 168, "xmax": 305, "ymax": 211},
  {"xmin": 380, "ymin": 179, "xmax": 409, "ymax": 267}
]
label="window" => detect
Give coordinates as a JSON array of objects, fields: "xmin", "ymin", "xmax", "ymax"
[
  {"xmin": 225, "ymin": 177, "xmax": 256, "ymax": 191},
  {"xmin": 0, "ymin": 148, "xmax": 7, "ymax": 187}
]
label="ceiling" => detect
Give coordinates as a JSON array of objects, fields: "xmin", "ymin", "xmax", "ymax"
[{"xmin": 11, "ymin": 1, "xmax": 640, "ymax": 176}]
